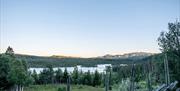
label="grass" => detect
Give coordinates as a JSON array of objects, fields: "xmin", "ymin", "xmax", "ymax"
[
  {"xmin": 24, "ymin": 84, "xmax": 104, "ymax": 91},
  {"xmin": 111, "ymin": 80, "xmax": 160, "ymax": 91},
  {"xmin": 24, "ymin": 81, "xmax": 159, "ymax": 91}
]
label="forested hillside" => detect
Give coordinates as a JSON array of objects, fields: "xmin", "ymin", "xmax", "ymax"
[{"xmin": 14, "ymin": 53, "xmax": 154, "ymax": 67}]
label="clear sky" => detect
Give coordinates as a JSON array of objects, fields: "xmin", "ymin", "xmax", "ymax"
[{"xmin": 0, "ymin": 0, "xmax": 179, "ymax": 57}]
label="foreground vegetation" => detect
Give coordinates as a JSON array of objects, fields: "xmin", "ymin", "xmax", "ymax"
[{"xmin": 24, "ymin": 84, "xmax": 104, "ymax": 91}]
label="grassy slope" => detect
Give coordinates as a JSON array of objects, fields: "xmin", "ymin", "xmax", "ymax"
[{"xmin": 24, "ymin": 84, "xmax": 104, "ymax": 91}]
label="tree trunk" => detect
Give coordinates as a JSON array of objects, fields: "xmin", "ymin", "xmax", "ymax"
[
  {"xmin": 164, "ymin": 53, "xmax": 170, "ymax": 86},
  {"xmin": 67, "ymin": 75, "xmax": 71, "ymax": 91},
  {"xmin": 105, "ymin": 72, "xmax": 109, "ymax": 91},
  {"xmin": 130, "ymin": 63, "xmax": 135, "ymax": 91},
  {"xmin": 21, "ymin": 85, "xmax": 23, "ymax": 91},
  {"xmin": 147, "ymin": 62, "xmax": 152, "ymax": 91}
]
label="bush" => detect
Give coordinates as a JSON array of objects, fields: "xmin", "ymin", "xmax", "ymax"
[
  {"xmin": 58, "ymin": 87, "xmax": 66, "ymax": 91},
  {"xmin": 78, "ymin": 85, "xmax": 83, "ymax": 89}
]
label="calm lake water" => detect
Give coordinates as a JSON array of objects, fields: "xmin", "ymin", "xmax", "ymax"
[{"xmin": 29, "ymin": 64, "xmax": 113, "ymax": 74}]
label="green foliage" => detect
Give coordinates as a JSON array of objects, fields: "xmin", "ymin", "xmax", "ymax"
[
  {"xmin": 38, "ymin": 66, "xmax": 54, "ymax": 84},
  {"xmin": 24, "ymin": 84, "xmax": 104, "ymax": 91},
  {"xmin": 134, "ymin": 64, "xmax": 144, "ymax": 82},
  {"xmin": 0, "ymin": 47, "xmax": 31, "ymax": 90},
  {"xmin": 118, "ymin": 78, "xmax": 130, "ymax": 91},
  {"xmin": 158, "ymin": 22, "xmax": 180, "ymax": 55},
  {"xmin": 63, "ymin": 68, "xmax": 68, "ymax": 83},
  {"xmin": 0, "ymin": 54, "xmax": 13, "ymax": 90},
  {"xmin": 93, "ymin": 70, "xmax": 101, "ymax": 87},
  {"xmin": 78, "ymin": 70, "xmax": 84, "ymax": 85},
  {"xmin": 58, "ymin": 86, "xmax": 66, "ymax": 91},
  {"xmin": 83, "ymin": 71, "xmax": 92, "ymax": 85},
  {"xmin": 32, "ymin": 70, "xmax": 39, "ymax": 84},
  {"xmin": 15, "ymin": 54, "xmax": 135, "ymax": 67},
  {"xmin": 32, "ymin": 68, "xmax": 105, "ymax": 87},
  {"xmin": 72, "ymin": 67, "xmax": 79, "ymax": 84},
  {"xmin": 8, "ymin": 59, "xmax": 29, "ymax": 85},
  {"xmin": 158, "ymin": 21, "xmax": 180, "ymax": 82},
  {"xmin": 112, "ymin": 65, "xmax": 131, "ymax": 84},
  {"xmin": 55, "ymin": 68, "xmax": 63, "ymax": 84}
]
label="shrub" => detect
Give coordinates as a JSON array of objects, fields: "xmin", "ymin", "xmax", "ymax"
[{"xmin": 58, "ymin": 87, "xmax": 66, "ymax": 91}]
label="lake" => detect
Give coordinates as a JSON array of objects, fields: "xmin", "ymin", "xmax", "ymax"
[{"xmin": 29, "ymin": 64, "xmax": 113, "ymax": 74}]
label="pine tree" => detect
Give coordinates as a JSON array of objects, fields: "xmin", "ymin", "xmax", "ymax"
[
  {"xmin": 93, "ymin": 70, "xmax": 101, "ymax": 86},
  {"xmin": 83, "ymin": 70, "xmax": 92, "ymax": 86},
  {"xmin": 72, "ymin": 67, "xmax": 79, "ymax": 84},
  {"xmin": 63, "ymin": 68, "xmax": 68, "ymax": 83},
  {"xmin": 5, "ymin": 46, "xmax": 14, "ymax": 56},
  {"xmin": 47, "ymin": 65, "xmax": 54, "ymax": 84},
  {"xmin": 39, "ymin": 69, "xmax": 49, "ymax": 84},
  {"xmin": 31, "ymin": 70, "xmax": 38, "ymax": 84},
  {"xmin": 55, "ymin": 68, "xmax": 63, "ymax": 84}
]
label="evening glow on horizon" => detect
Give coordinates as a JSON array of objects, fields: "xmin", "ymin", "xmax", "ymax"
[{"xmin": 0, "ymin": 0, "xmax": 179, "ymax": 57}]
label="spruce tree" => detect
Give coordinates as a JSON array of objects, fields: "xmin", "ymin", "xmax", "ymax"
[
  {"xmin": 93, "ymin": 70, "xmax": 101, "ymax": 86},
  {"xmin": 63, "ymin": 68, "xmax": 68, "ymax": 83},
  {"xmin": 72, "ymin": 67, "xmax": 79, "ymax": 84}
]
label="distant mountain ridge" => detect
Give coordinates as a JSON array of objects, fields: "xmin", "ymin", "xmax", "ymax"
[
  {"xmin": 97, "ymin": 52, "xmax": 154, "ymax": 60},
  {"xmin": 7, "ymin": 52, "xmax": 156, "ymax": 67},
  {"xmin": 14, "ymin": 52, "xmax": 154, "ymax": 59},
  {"xmin": 51, "ymin": 55, "xmax": 80, "ymax": 58}
]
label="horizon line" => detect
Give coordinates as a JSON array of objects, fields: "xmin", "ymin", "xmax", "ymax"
[{"xmin": 0, "ymin": 51, "xmax": 160, "ymax": 58}]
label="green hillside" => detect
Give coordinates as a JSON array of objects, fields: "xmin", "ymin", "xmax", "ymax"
[{"xmin": 15, "ymin": 53, "xmax": 155, "ymax": 67}]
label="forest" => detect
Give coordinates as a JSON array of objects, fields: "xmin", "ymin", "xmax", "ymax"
[
  {"xmin": 0, "ymin": 21, "xmax": 180, "ymax": 91},
  {"xmin": 14, "ymin": 53, "xmax": 149, "ymax": 67}
]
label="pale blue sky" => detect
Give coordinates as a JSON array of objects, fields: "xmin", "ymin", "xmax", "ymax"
[{"xmin": 0, "ymin": 0, "xmax": 179, "ymax": 57}]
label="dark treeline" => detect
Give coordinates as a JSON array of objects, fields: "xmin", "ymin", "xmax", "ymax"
[
  {"xmin": 15, "ymin": 54, "xmax": 136, "ymax": 67},
  {"xmin": 31, "ymin": 65, "xmax": 103, "ymax": 87}
]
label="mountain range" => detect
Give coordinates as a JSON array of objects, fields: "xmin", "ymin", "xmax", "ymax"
[
  {"xmin": 97, "ymin": 52, "xmax": 154, "ymax": 60},
  {"xmin": 13, "ymin": 52, "xmax": 157, "ymax": 67}
]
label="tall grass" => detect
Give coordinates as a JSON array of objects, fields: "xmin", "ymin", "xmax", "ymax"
[{"xmin": 24, "ymin": 84, "xmax": 104, "ymax": 91}]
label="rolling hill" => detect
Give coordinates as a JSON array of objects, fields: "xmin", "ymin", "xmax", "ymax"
[{"xmin": 14, "ymin": 52, "xmax": 156, "ymax": 67}]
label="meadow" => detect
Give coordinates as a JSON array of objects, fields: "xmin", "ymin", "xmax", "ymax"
[{"xmin": 24, "ymin": 84, "xmax": 104, "ymax": 91}]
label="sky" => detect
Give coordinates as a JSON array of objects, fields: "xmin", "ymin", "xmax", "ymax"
[{"xmin": 0, "ymin": 0, "xmax": 180, "ymax": 57}]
